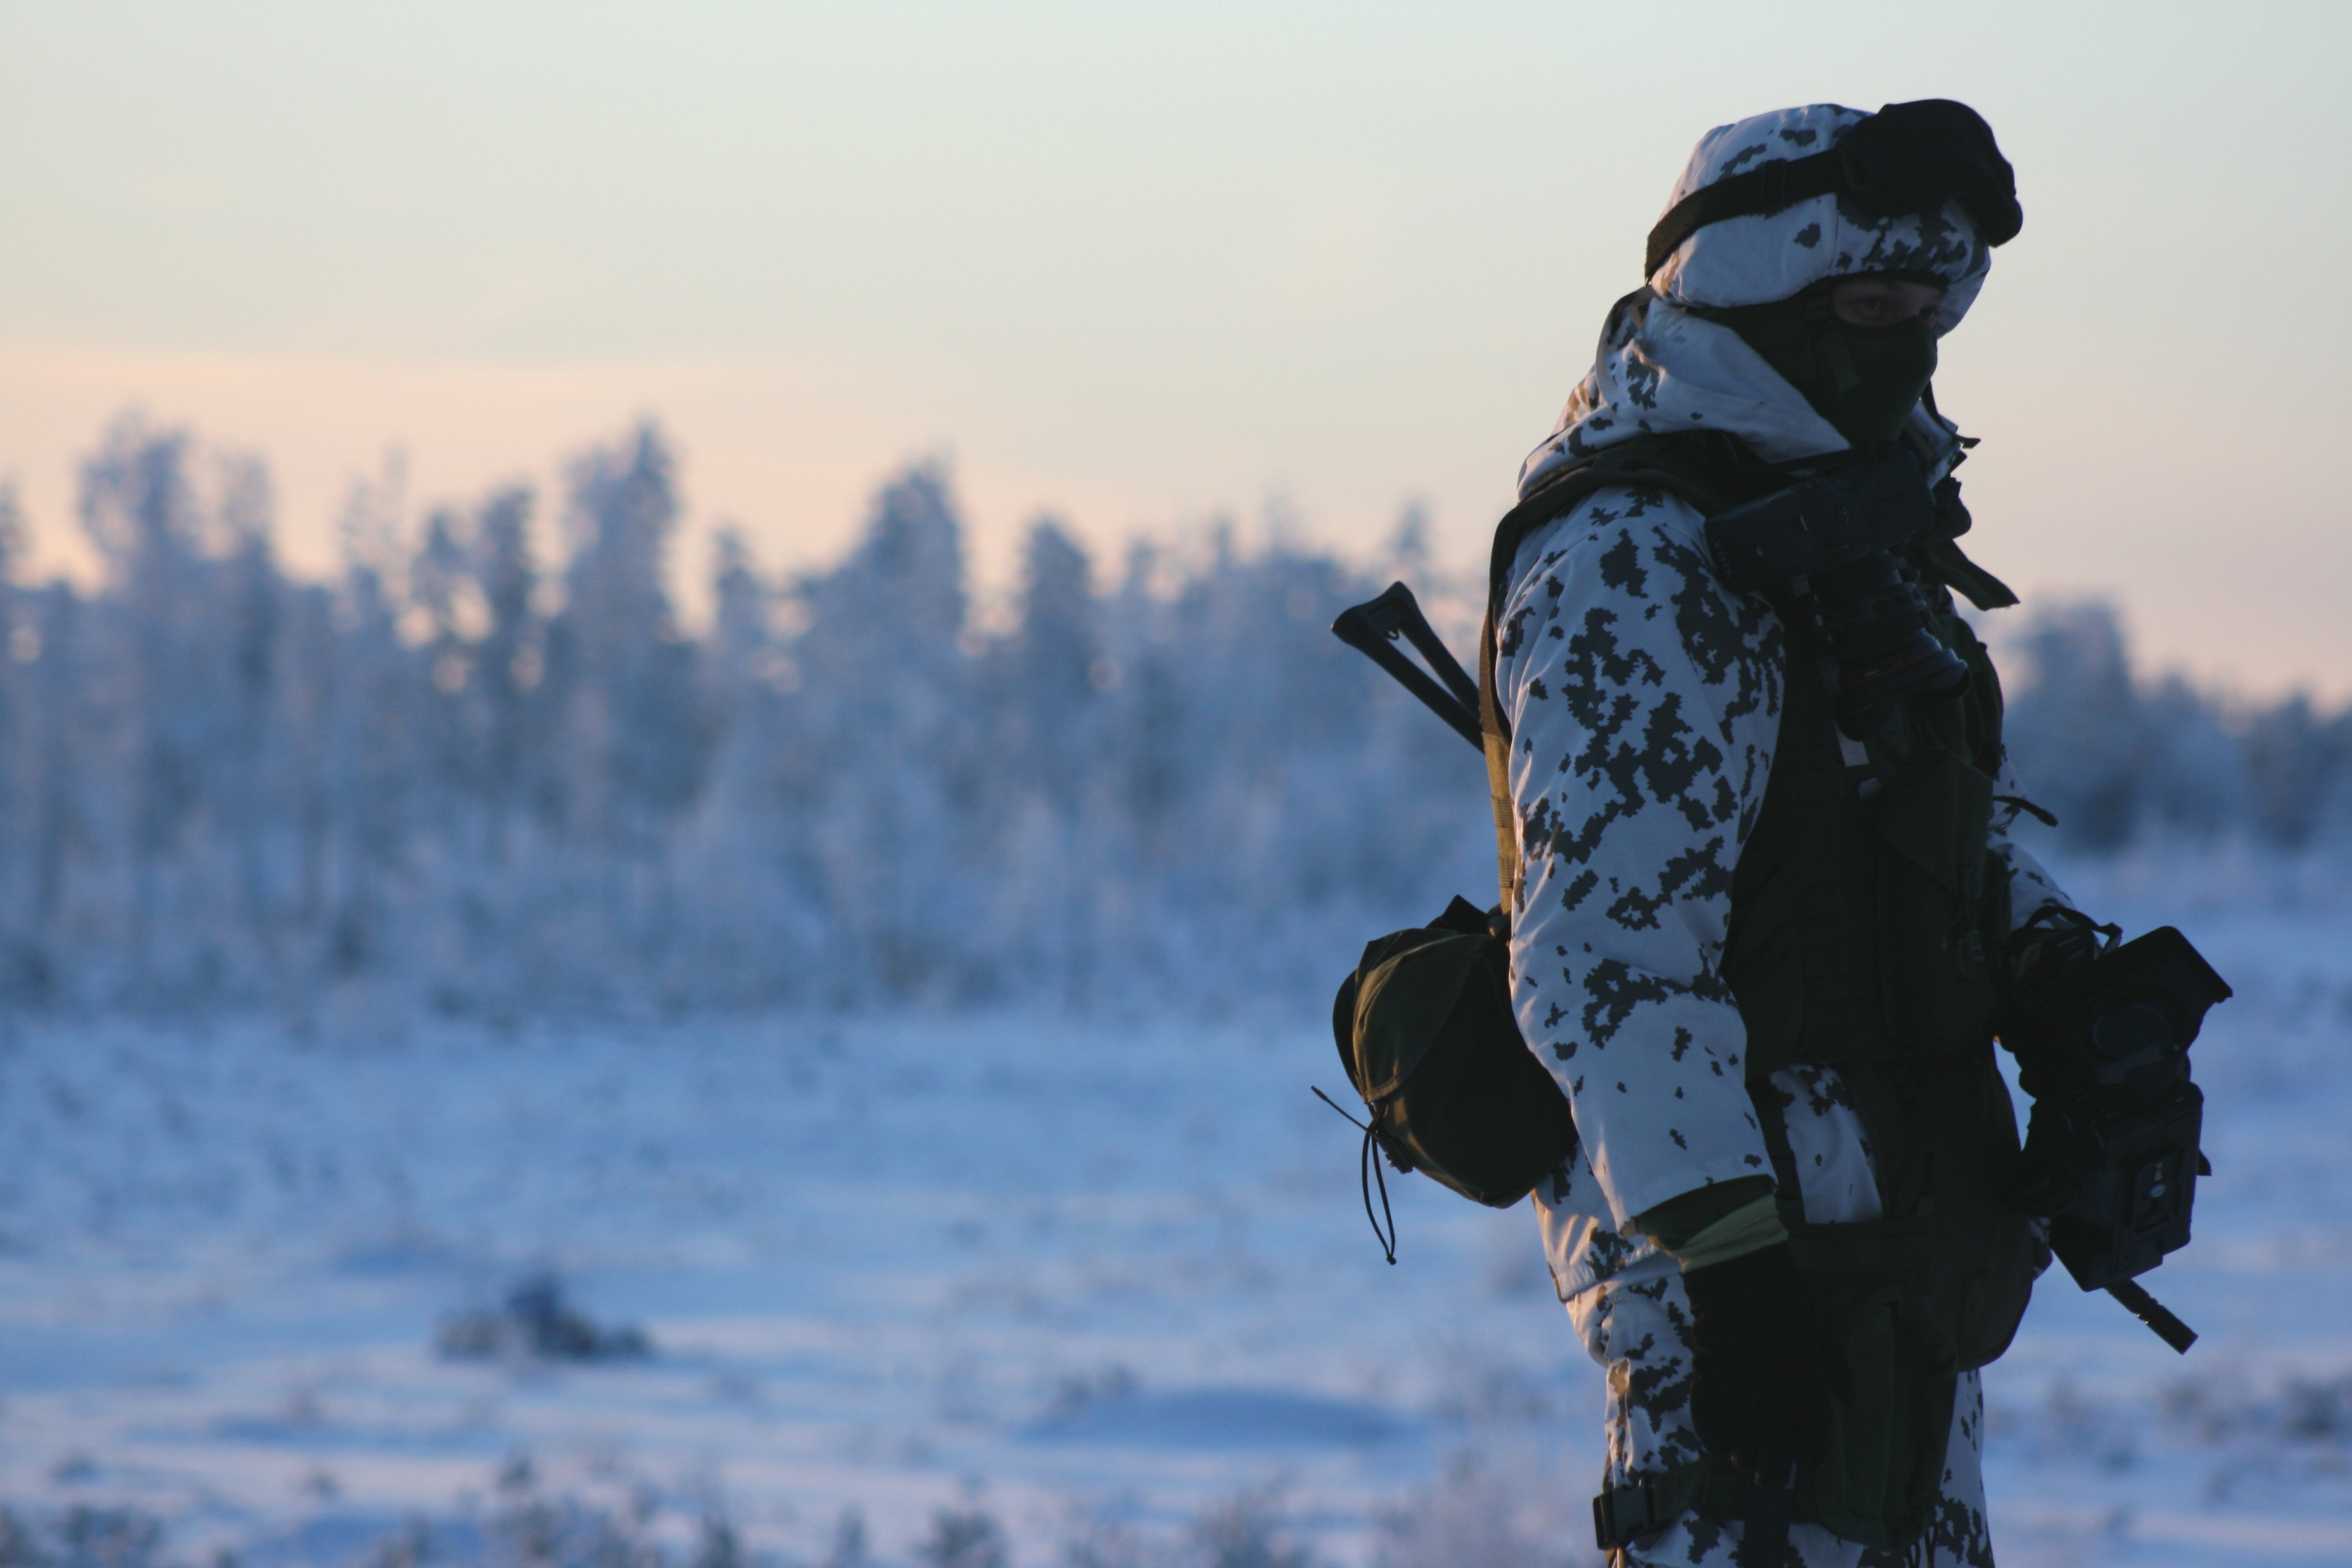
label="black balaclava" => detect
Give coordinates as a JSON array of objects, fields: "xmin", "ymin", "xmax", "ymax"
[{"xmin": 1701, "ymin": 273, "xmax": 1940, "ymax": 448}]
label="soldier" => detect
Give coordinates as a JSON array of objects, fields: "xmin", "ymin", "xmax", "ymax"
[{"xmin": 1488, "ymin": 102, "xmax": 2068, "ymax": 1566}]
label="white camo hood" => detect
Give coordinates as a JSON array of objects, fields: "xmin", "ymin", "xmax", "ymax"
[{"xmin": 1520, "ymin": 103, "xmax": 1994, "ymax": 498}]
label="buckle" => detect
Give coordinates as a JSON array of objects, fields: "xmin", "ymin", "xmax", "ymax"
[{"xmin": 1592, "ymin": 1480, "xmax": 1658, "ymax": 1551}]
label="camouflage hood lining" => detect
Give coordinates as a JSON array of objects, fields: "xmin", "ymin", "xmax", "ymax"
[{"xmin": 1517, "ymin": 290, "xmax": 1967, "ymax": 498}]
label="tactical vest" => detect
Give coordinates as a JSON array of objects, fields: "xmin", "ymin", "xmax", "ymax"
[{"xmin": 1478, "ymin": 431, "xmax": 2042, "ymax": 1553}]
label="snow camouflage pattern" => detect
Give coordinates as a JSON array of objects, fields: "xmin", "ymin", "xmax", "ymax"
[
  {"xmin": 1577, "ymin": 1266, "xmax": 1995, "ymax": 1567},
  {"xmin": 1503, "ymin": 103, "xmax": 2062, "ymax": 1566},
  {"xmin": 1521, "ymin": 102, "xmax": 1994, "ymax": 492},
  {"xmin": 1506, "ymin": 429, "xmax": 2066, "ymax": 1568}
]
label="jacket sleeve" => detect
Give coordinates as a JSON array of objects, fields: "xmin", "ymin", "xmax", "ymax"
[
  {"xmin": 1494, "ymin": 485, "xmax": 1784, "ymax": 1229},
  {"xmin": 1988, "ymin": 751, "xmax": 2077, "ymax": 930}
]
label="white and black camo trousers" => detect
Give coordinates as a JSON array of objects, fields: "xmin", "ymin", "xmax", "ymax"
[
  {"xmin": 1538, "ymin": 1065, "xmax": 1998, "ymax": 1567},
  {"xmin": 1579, "ymin": 1271, "xmax": 1993, "ymax": 1568}
]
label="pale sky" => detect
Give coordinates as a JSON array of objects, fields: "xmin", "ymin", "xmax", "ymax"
[{"xmin": 1, "ymin": 2, "xmax": 2345, "ymax": 695}]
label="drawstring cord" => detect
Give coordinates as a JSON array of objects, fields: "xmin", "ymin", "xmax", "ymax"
[{"xmin": 1312, "ymin": 1085, "xmax": 1397, "ymax": 1264}]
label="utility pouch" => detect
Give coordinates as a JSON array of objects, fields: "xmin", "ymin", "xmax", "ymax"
[
  {"xmin": 1898, "ymin": 1048, "xmax": 2040, "ymax": 1368},
  {"xmin": 1745, "ymin": 1085, "xmax": 1963, "ymax": 1554},
  {"xmin": 1795, "ymin": 1258, "xmax": 1959, "ymax": 1550},
  {"xmin": 1590, "ymin": 1262, "xmax": 1957, "ymax": 1558},
  {"xmin": 1330, "ymin": 896, "xmax": 1579, "ymax": 1212}
]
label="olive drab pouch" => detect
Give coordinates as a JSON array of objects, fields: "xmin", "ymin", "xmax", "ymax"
[
  {"xmin": 1328, "ymin": 896, "xmax": 1579, "ymax": 1221},
  {"xmin": 1790, "ymin": 1238, "xmax": 1961, "ymax": 1549},
  {"xmin": 1901, "ymin": 1046, "xmax": 2042, "ymax": 1369},
  {"xmin": 1590, "ymin": 1259, "xmax": 1960, "ymax": 1557}
]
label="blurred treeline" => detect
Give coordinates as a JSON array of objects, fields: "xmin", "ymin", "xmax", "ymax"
[
  {"xmin": 0, "ymin": 417, "xmax": 1483, "ymax": 1014},
  {"xmin": 2001, "ymin": 604, "xmax": 2352, "ymax": 852},
  {"xmin": 0, "ymin": 416, "xmax": 2341, "ymax": 1016}
]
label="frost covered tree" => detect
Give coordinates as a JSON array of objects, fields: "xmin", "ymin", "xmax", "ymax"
[
  {"xmin": 976, "ymin": 518, "xmax": 1106, "ymax": 996},
  {"xmin": 2241, "ymin": 696, "xmax": 2352, "ymax": 849},
  {"xmin": 995, "ymin": 518, "xmax": 1101, "ymax": 804},
  {"xmin": 2002, "ymin": 601, "xmax": 2154, "ymax": 851},
  {"xmin": 558, "ymin": 423, "xmax": 705, "ymax": 854},
  {"xmin": 470, "ymin": 486, "xmax": 546, "ymax": 863},
  {"xmin": 789, "ymin": 460, "xmax": 981, "ymax": 998}
]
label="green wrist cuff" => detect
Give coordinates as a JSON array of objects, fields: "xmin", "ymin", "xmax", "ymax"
[{"xmin": 1667, "ymin": 1195, "xmax": 1788, "ymax": 1273}]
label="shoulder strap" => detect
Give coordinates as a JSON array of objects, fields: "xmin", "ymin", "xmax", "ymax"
[{"xmin": 1475, "ymin": 434, "xmax": 1763, "ymax": 915}]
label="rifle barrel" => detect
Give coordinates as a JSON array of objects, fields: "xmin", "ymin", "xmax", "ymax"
[{"xmin": 2106, "ymin": 1278, "xmax": 2197, "ymax": 1354}]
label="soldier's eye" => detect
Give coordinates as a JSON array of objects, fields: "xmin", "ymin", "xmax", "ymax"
[{"xmin": 1829, "ymin": 279, "xmax": 1941, "ymax": 328}]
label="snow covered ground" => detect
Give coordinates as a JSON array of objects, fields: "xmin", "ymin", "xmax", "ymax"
[{"xmin": 2, "ymin": 849, "xmax": 2350, "ymax": 1567}]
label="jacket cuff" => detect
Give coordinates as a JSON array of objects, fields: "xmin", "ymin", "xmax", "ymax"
[{"xmin": 1666, "ymin": 1194, "xmax": 1788, "ymax": 1272}]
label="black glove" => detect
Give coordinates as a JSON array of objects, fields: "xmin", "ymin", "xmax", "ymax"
[
  {"xmin": 1682, "ymin": 1242, "xmax": 1837, "ymax": 1480},
  {"xmin": 1996, "ymin": 924, "xmax": 2229, "ymax": 1275},
  {"xmin": 2002, "ymin": 906, "xmax": 2109, "ymax": 1003},
  {"xmin": 2011, "ymin": 1094, "xmax": 2103, "ymax": 1217}
]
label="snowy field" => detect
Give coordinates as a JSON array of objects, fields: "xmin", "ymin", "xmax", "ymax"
[{"xmin": 4, "ymin": 850, "xmax": 2351, "ymax": 1568}]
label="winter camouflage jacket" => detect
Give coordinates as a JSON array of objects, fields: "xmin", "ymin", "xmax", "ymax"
[{"xmin": 1504, "ymin": 103, "xmax": 2073, "ymax": 1308}]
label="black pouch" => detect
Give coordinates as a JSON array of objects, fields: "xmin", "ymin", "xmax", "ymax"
[
  {"xmin": 1330, "ymin": 895, "xmax": 1578, "ymax": 1210},
  {"xmin": 1790, "ymin": 1224, "xmax": 1959, "ymax": 1550},
  {"xmin": 1748, "ymin": 1082, "xmax": 1964, "ymax": 1554},
  {"xmin": 1590, "ymin": 1248, "xmax": 1959, "ymax": 1558}
]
